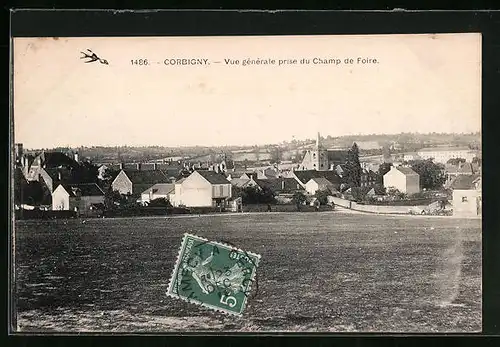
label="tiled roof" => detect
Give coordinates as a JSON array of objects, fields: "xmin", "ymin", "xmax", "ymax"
[
  {"xmin": 395, "ymin": 166, "xmax": 418, "ymax": 176},
  {"xmin": 308, "ymin": 177, "xmax": 334, "ymax": 186},
  {"xmin": 282, "ymin": 177, "xmax": 304, "ymax": 191},
  {"xmin": 230, "ymin": 178, "xmax": 251, "ymax": 188},
  {"xmin": 195, "ymin": 170, "xmax": 231, "ymax": 184},
  {"xmin": 445, "ymin": 164, "xmax": 460, "ymax": 174},
  {"xmin": 451, "ymin": 174, "xmax": 481, "ymax": 190},
  {"xmin": 141, "ymin": 183, "xmax": 175, "ymax": 195},
  {"xmin": 457, "ymin": 162, "xmax": 475, "ymax": 175},
  {"xmin": 123, "ymin": 169, "xmax": 170, "ymax": 185},
  {"xmin": 59, "ymin": 183, "xmax": 105, "ymax": 197},
  {"xmin": 43, "ymin": 167, "xmax": 73, "ymax": 182},
  {"xmin": 36, "ymin": 151, "xmax": 79, "ymax": 169},
  {"xmin": 251, "ymin": 177, "xmax": 303, "ymax": 193},
  {"xmin": 293, "ymin": 170, "xmax": 341, "ymax": 185}
]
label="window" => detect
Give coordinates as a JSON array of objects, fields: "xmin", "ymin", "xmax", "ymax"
[{"xmin": 462, "ymin": 196, "xmax": 468, "ymax": 202}]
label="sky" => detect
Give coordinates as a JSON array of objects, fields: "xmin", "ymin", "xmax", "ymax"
[{"xmin": 13, "ymin": 34, "xmax": 481, "ymax": 149}]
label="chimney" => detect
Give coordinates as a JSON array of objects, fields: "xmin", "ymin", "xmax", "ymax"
[
  {"xmin": 74, "ymin": 151, "xmax": 79, "ymax": 163},
  {"xmin": 281, "ymin": 179, "xmax": 285, "ymax": 191},
  {"xmin": 153, "ymin": 163, "xmax": 158, "ymax": 170},
  {"xmin": 58, "ymin": 170, "xmax": 62, "ymax": 181},
  {"xmin": 136, "ymin": 163, "xmax": 141, "ymax": 170},
  {"xmin": 120, "ymin": 162, "xmax": 124, "ymax": 170}
]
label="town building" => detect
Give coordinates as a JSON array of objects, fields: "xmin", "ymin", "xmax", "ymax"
[
  {"xmin": 416, "ymin": 146, "xmax": 479, "ymax": 164},
  {"xmin": 52, "ymin": 183, "xmax": 105, "ymax": 214},
  {"xmin": 444, "ymin": 162, "xmax": 480, "ymax": 188},
  {"xmin": 305, "ymin": 177, "xmax": 336, "ymax": 195},
  {"xmin": 299, "ymin": 132, "xmax": 348, "ymax": 171},
  {"xmin": 24, "ymin": 150, "xmax": 79, "ymax": 182},
  {"xmin": 360, "ymin": 169, "xmax": 378, "ymax": 188},
  {"xmin": 171, "ymin": 170, "xmax": 232, "ymax": 208},
  {"xmin": 383, "ymin": 166, "xmax": 420, "ymax": 194},
  {"xmin": 111, "ymin": 169, "xmax": 170, "ymax": 196},
  {"xmin": 248, "ymin": 177, "xmax": 304, "ymax": 194},
  {"xmin": 292, "ymin": 170, "xmax": 341, "ymax": 190},
  {"xmin": 451, "ymin": 175, "xmax": 481, "ymax": 217},
  {"xmin": 140, "ymin": 183, "xmax": 175, "ymax": 205},
  {"xmin": 230, "ymin": 178, "xmax": 251, "ymax": 188}
]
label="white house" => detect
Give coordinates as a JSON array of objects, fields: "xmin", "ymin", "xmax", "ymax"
[
  {"xmin": 452, "ymin": 175, "xmax": 481, "ymax": 217},
  {"xmin": 140, "ymin": 183, "xmax": 175, "ymax": 205},
  {"xmin": 171, "ymin": 170, "xmax": 232, "ymax": 208},
  {"xmin": 383, "ymin": 166, "xmax": 420, "ymax": 194},
  {"xmin": 52, "ymin": 183, "xmax": 105, "ymax": 214},
  {"xmin": 305, "ymin": 177, "xmax": 335, "ymax": 195}
]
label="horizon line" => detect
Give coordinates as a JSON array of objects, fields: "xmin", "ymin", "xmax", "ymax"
[{"xmin": 16, "ymin": 131, "xmax": 481, "ymax": 151}]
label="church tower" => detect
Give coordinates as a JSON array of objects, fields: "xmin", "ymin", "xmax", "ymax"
[
  {"xmin": 314, "ymin": 132, "xmax": 329, "ymax": 171},
  {"xmin": 299, "ymin": 132, "xmax": 330, "ymax": 171}
]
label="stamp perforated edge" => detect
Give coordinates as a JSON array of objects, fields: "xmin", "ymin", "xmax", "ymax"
[{"xmin": 166, "ymin": 233, "xmax": 261, "ymax": 317}]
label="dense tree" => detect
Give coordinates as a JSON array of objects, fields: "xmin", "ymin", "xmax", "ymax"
[
  {"xmin": 148, "ymin": 197, "xmax": 172, "ymax": 207},
  {"xmin": 270, "ymin": 146, "xmax": 282, "ymax": 164},
  {"xmin": 314, "ymin": 190, "xmax": 330, "ymax": 205},
  {"xmin": 100, "ymin": 168, "xmax": 119, "ymax": 191},
  {"xmin": 232, "ymin": 186, "xmax": 276, "ymax": 204},
  {"xmin": 344, "ymin": 142, "xmax": 362, "ymax": 187},
  {"xmin": 292, "ymin": 191, "xmax": 307, "ymax": 211},
  {"xmin": 104, "ymin": 189, "xmax": 126, "ymax": 209},
  {"xmin": 447, "ymin": 158, "xmax": 466, "ymax": 166},
  {"xmin": 407, "ymin": 159, "xmax": 446, "ymax": 190}
]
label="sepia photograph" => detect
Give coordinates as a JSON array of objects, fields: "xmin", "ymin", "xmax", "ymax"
[{"xmin": 11, "ymin": 33, "xmax": 482, "ymax": 333}]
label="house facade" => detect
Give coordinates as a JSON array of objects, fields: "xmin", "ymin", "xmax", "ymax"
[
  {"xmin": 305, "ymin": 177, "xmax": 335, "ymax": 195},
  {"xmin": 171, "ymin": 170, "xmax": 232, "ymax": 208},
  {"xmin": 111, "ymin": 169, "xmax": 169, "ymax": 195},
  {"xmin": 52, "ymin": 183, "xmax": 105, "ymax": 214},
  {"xmin": 383, "ymin": 166, "xmax": 420, "ymax": 194},
  {"xmin": 452, "ymin": 175, "xmax": 481, "ymax": 217},
  {"xmin": 140, "ymin": 183, "xmax": 175, "ymax": 205}
]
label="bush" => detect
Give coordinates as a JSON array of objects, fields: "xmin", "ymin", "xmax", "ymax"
[{"xmin": 314, "ymin": 190, "xmax": 330, "ymax": 205}]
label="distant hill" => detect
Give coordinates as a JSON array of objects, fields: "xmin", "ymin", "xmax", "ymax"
[{"xmin": 29, "ymin": 132, "xmax": 480, "ymax": 164}]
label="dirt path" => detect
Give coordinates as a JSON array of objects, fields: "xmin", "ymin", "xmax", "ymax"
[{"xmin": 334, "ymin": 206, "xmax": 480, "ymax": 220}]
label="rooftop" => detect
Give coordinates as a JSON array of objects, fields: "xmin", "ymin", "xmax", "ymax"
[
  {"xmin": 141, "ymin": 183, "xmax": 175, "ymax": 195},
  {"xmin": 308, "ymin": 177, "xmax": 334, "ymax": 186},
  {"xmin": 122, "ymin": 169, "xmax": 170, "ymax": 185},
  {"xmin": 195, "ymin": 170, "xmax": 231, "ymax": 184},
  {"xmin": 394, "ymin": 166, "xmax": 418, "ymax": 176},
  {"xmin": 59, "ymin": 183, "xmax": 105, "ymax": 197},
  {"xmin": 293, "ymin": 170, "xmax": 341, "ymax": 185},
  {"xmin": 451, "ymin": 174, "xmax": 481, "ymax": 190}
]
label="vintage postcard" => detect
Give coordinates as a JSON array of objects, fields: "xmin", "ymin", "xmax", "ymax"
[{"xmin": 11, "ymin": 33, "xmax": 481, "ymax": 333}]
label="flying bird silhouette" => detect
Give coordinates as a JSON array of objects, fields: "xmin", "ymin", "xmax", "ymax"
[{"xmin": 80, "ymin": 49, "xmax": 109, "ymax": 65}]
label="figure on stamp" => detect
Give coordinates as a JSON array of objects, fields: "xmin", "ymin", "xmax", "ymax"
[{"xmin": 183, "ymin": 247, "xmax": 247, "ymax": 295}]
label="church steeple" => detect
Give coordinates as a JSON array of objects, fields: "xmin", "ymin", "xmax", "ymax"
[{"xmin": 316, "ymin": 132, "xmax": 321, "ymax": 149}]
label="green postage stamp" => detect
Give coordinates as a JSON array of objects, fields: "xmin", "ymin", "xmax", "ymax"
[{"xmin": 166, "ymin": 233, "xmax": 261, "ymax": 316}]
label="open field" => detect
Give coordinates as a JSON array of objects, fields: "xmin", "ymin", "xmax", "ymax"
[{"xmin": 13, "ymin": 212, "xmax": 481, "ymax": 332}]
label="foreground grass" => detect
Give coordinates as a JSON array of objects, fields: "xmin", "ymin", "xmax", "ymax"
[{"xmin": 13, "ymin": 212, "xmax": 481, "ymax": 332}]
